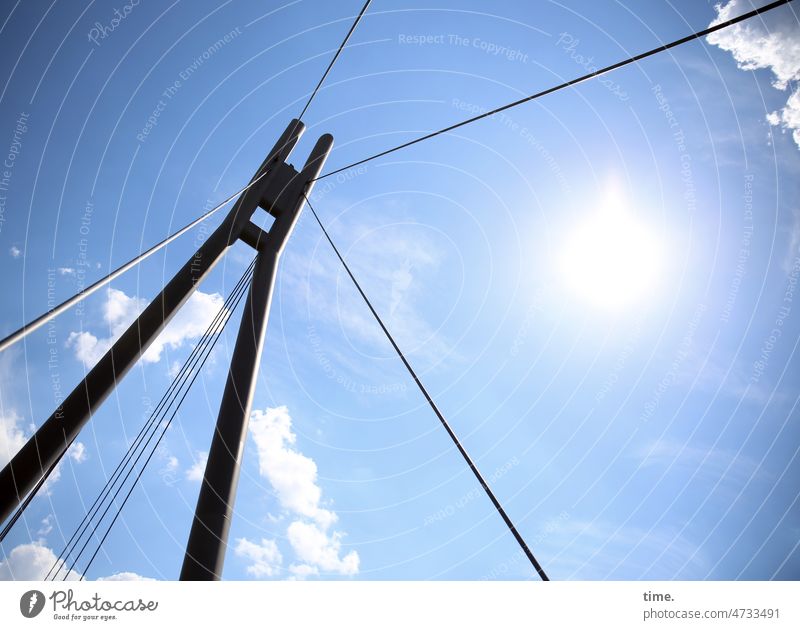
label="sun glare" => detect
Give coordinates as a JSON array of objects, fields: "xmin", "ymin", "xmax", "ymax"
[{"xmin": 559, "ymin": 197, "xmax": 662, "ymax": 311}]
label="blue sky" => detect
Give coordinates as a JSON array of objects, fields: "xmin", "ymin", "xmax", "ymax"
[{"xmin": 0, "ymin": 0, "xmax": 799, "ymax": 581}]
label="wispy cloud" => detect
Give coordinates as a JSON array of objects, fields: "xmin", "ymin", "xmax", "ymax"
[
  {"xmin": 636, "ymin": 438, "xmax": 772, "ymax": 488},
  {"xmin": 0, "ymin": 542, "xmax": 81, "ymax": 580},
  {"xmin": 67, "ymin": 441, "xmax": 87, "ymax": 463},
  {"xmin": 249, "ymin": 407, "xmax": 336, "ymax": 528},
  {"xmin": 708, "ymin": 0, "xmax": 800, "ymax": 149},
  {"xmin": 286, "ymin": 520, "xmax": 359, "ymax": 576},
  {"xmin": 282, "ymin": 209, "xmax": 455, "ymax": 376},
  {"xmin": 0, "ymin": 352, "xmax": 37, "ymax": 483},
  {"xmin": 96, "ymin": 571, "xmax": 155, "ymax": 581},
  {"xmin": 1, "ymin": 409, "xmax": 86, "ymax": 493},
  {"xmin": 237, "ymin": 406, "xmax": 359, "ymax": 578},
  {"xmin": 0, "ymin": 541, "xmax": 153, "ymax": 581},
  {"xmin": 234, "ymin": 538, "xmax": 282, "ymax": 578},
  {"xmin": 0, "ymin": 410, "xmax": 26, "ymax": 469},
  {"xmin": 673, "ymin": 344, "xmax": 778, "ymax": 406},
  {"xmin": 185, "ymin": 450, "xmax": 207, "ymax": 482},
  {"xmin": 545, "ymin": 519, "xmax": 708, "ymax": 579},
  {"xmin": 37, "ymin": 515, "xmax": 54, "ymax": 537},
  {"xmin": 787, "ymin": 208, "xmax": 800, "ymax": 271},
  {"xmin": 67, "ymin": 287, "xmax": 226, "ymax": 366}
]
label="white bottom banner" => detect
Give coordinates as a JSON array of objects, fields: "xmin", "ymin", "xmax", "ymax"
[{"xmin": 0, "ymin": 581, "xmax": 797, "ymax": 629}]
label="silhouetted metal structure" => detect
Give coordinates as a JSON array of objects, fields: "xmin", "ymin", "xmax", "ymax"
[
  {"xmin": 0, "ymin": 120, "xmax": 332, "ymax": 580},
  {"xmin": 1, "ymin": 0, "xmax": 787, "ymax": 582},
  {"xmin": 181, "ymin": 127, "xmax": 333, "ymax": 580}
]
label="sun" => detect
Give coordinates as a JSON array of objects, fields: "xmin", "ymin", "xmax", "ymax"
[{"xmin": 558, "ymin": 202, "xmax": 662, "ymax": 311}]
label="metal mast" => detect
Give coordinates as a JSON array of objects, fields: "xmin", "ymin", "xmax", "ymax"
[
  {"xmin": 180, "ymin": 133, "xmax": 333, "ymax": 580},
  {"xmin": 0, "ymin": 120, "xmax": 330, "ymax": 541}
]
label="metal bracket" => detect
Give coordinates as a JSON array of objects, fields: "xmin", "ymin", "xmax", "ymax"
[
  {"xmin": 259, "ymin": 161, "xmax": 302, "ymax": 218},
  {"xmin": 238, "ymin": 222, "xmax": 269, "ymax": 251}
]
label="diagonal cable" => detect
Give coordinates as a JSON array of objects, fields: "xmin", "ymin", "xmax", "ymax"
[
  {"xmin": 45, "ymin": 258, "xmax": 255, "ymax": 580},
  {"xmin": 0, "ymin": 172, "xmax": 272, "ymax": 354},
  {"xmin": 314, "ymin": 0, "xmax": 792, "ymax": 180},
  {"xmin": 0, "ymin": 217, "xmax": 253, "ymax": 542},
  {"xmin": 75, "ymin": 259, "xmax": 255, "ymax": 580},
  {"xmin": 52, "ymin": 259, "xmax": 254, "ymax": 579},
  {"xmin": 0, "ymin": 447, "xmax": 65, "ymax": 544},
  {"xmin": 304, "ymin": 194, "xmax": 549, "ymax": 580},
  {"xmin": 48, "ymin": 258, "xmax": 254, "ymax": 579},
  {"xmin": 298, "ymin": 0, "xmax": 373, "ymax": 121}
]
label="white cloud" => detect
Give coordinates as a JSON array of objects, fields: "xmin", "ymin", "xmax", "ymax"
[
  {"xmin": 185, "ymin": 451, "xmax": 208, "ymax": 481},
  {"xmin": 0, "ymin": 411, "xmax": 26, "ymax": 468},
  {"xmin": 67, "ymin": 287, "xmax": 226, "ymax": 366},
  {"xmin": 770, "ymin": 88, "xmax": 800, "ymax": 147},
  {"xmin": 0, "ymin": 411, "xmax": 86, "ymax": 493},
  {"xmin": 38, "ymin": 440, "xmax": 89, "ymax": 494},
  {"xmin": 37, "ymin": 515, "xmax": 54, "ymax": 537},
  {"xmin": 162, "ymin": 455, "xmax": 179, "ymax": 474},
  {"xmin": 0, "ymin": 352, "xmax": 80, "ymax": 498},
  {"xmin": 58, "ymin": 267, "xmax": 76, "ymax": 276},
  {"xmin": 36, "ymin": 440, "xmax": 90, "ymax": 494},
  {"xmin": 96, "ymin": 572, "xmax": 155, "ymax": 581},
  {"xmin": 249, "ymin": 407, "xmax": 336, "ymax": 528},
  {"xmin": 286, "ymin": 520, "xmax": 359, "ymax": 576},
  {"xmin": 35, "ymin": 442, "xmax": 84, "ymax": 498},
  {"xmin": 708, "ymin": 0, "xmax": 800, "ymax": 148},
  {"xmin": 289, "ymin": 563, "xmax": 319, "ymax": 578},
  {"xmin": 68, "ymin": 441, "xmax": 87, "ymax": 463},
  {"xmin": 66, "ymin": 288, "xmax": 144, "ymax": 365},
  {"xmin": 0, "ymin": 541, "xmax": 154, "ymax": 581},
  {"xmin": 234, "ymin": 537, "xmax": 283, "ymax": 577},
  {"xmin": 9, "ymin": 246, "xmax": 20, "ymax": 258},
  {"xmin": 0, "ymin": 542, "xmax": 80, "ymax": 580},
  {"xmin": 66, "ymin": 330, "xmax": 103, "ymax": 366},
  {"xmin": 1, "ymin": 346, "xmax": 84, "ymax": 492},
  {"xmin": 145, "ymin": 289, "xmax": 226, "ymax": 361},
  {"xmin": 245, "ymin": 406, "xmax": 360, "ymax": 577}
]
